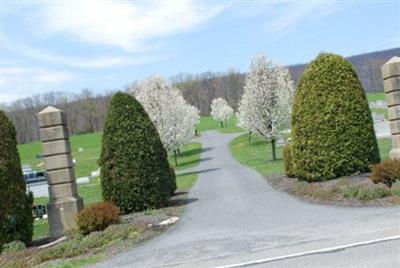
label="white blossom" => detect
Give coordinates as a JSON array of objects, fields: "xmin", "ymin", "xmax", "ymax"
[
  {"xmin": 210, "ymin": 98, "xmax": 233, "ymax": 127},
  {"xmin": 237, "ymin": 54, "xmax": 294, "ymax": 142},
  {"xmin": 133, "ymin": 75, "xmax": 200, "ymax": 152}
]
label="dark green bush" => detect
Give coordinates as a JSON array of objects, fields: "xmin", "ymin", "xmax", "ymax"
[
  {"xmin": 76, "ymin": 202, "xmax": 120, "ymax": 235},
  {"xmin": 0, "ymin": 111, "xmax": 33, "ymax": 251},
  {"xmin": 99, "ymin": 92, "xmax": 173, "ymax": 214},
  {"xmin": 291, "ymin": 53, "xmax": 380, "ymax": 182},
  {"xmin": 168, "ymin": 166, "xmax": 177, "ymax": 195},
  {"xmin": 370, "ymin": 159, "xmax": 400, "ymax": 188},
  {"xmin": 283, "ymin": 144, "xmax": 295, "ymax": 178}
]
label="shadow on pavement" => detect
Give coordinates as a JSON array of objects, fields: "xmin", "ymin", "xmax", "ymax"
[{"xmin": 177, "ymin": 168, "xmax": 220, "ymax": 177}]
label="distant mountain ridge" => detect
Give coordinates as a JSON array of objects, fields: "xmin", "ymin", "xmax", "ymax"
[
  {"xmin": 289, "ymin": 47, "xmax": 400, "ymax": 92},
  {"xmin": 176, "ymin": 47, "xmax": 400, "ymax": 114}
]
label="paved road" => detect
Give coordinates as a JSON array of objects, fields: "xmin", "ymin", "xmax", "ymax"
[
  {"xmin": 251, "ymin": 239, "xmax": 400, "ymax": 268},
  {"xmin": 94, "ymin": 131, "xmax": 400, "ymax": 268}
]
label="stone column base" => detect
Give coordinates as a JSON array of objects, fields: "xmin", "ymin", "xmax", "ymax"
[
  {"xmin": 47, "ymin": 197, "xmax": 84, "ymax": 238},
  {"xmin": 389, "ymin": 148, "xmax": 400, "ymax": 160}
]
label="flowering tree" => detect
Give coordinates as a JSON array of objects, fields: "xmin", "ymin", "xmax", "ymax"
[
  {"xmin": 237, "ymin": 54, "xmax": 294, "ymax": 160},
  {"xmin": 210, "ymin": 98, "xmax": 233, "ymax": 129},
  {"xmin": 134, "ymin": 75, "xmax": 200, "ymax": 165}
]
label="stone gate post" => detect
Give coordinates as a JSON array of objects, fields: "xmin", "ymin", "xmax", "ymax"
[
  {"xmin": 381, "ymin": 56, "xmax": 400, "ymax": 159},
  {"xmin": 38, "ymin": 106, "xmax": 83, "ymax": 238}
]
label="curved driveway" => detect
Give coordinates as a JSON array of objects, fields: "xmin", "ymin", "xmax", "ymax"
[{"xmin": 95, "ymin": 131, "xmax": 400, "ymax": 268}]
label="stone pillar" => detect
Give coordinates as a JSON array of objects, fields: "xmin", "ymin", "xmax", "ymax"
[
  {"xmin": 381, "ymin": 56, "xmax": 400, "ymax": 159},
  {"xmin": 38, "ymin": 106, "xmax": 83, "ymax": 238}
]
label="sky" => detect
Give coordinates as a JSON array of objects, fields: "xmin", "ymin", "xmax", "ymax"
[{"xmin": 1, "ymin": 0, "xmax": 399, "ymax": 103}]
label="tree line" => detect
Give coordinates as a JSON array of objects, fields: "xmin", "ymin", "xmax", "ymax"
[
  {"xmin": 3, "ymin": 48, "xmax": 398, "ymax": 144},
  {"xmin": 3, "ymin": 90, "xmax": 112, "ymax": 143}
]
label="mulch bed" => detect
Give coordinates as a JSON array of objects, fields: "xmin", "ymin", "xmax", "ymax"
[{"xmin": 265, "ymin": 173, "xmax": 400, "ymax": 207}]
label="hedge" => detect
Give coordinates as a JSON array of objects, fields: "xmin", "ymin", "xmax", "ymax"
[
  {"xmin": 291, "ymin": 53, "xmax": 380, "ymax": 181},
  {"xmin": 99, "ymin": 92, "xmax": 175, "ymax": 214}
]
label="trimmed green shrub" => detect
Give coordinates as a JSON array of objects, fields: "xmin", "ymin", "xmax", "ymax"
[
  {"xmin": 370, "ymin": 159, "xmax": 400, "ymax": 188},
  {"xmin": 99, "ymin": 92, "xmax": 173, "ymax": 214},
  {"xmin": 291, "ymin": 53, "xmax": 380, "ymax": 181},
  {"xmin": 283, "ymin": 144, "xmax": 295, "ymax": 178},
  {"xmin": 168, "ymin": 166, "xmax": 177, "ymax": 195},
  {"xmin": 76, "ymin": 202, "xmax": 120, "ymax": 235},
  {"xmin": 0, "ymin": 111, "xmax": 33, "ymax": 251}
]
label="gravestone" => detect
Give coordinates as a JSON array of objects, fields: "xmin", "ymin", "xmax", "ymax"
[
  {"xmin": 38, "ymin": 106, "xmax": 83, "ymax": 238},
  {"xmin": 381, "ymin": 56, "xmax": 400, "ymax": 159}
]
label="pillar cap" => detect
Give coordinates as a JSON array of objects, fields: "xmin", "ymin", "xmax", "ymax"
[
  {"xmin": 38, "ymin": 106, "xmax": 63, "ymax": 115},
  {"xmin": 381, "ymin": 56, "xmax": 400, "ymax": 79}
]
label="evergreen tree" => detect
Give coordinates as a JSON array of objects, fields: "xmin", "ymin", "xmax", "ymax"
[
  {"xmin": 291, "ymin": 53, "xmax": 380, "ymax": 181},
  {"xmin": 99, "ymin": 92, "xmax": 175, "ymax": 214},
  {"xmin": 0, "ymin": 110, "xmax": 33, "ymax": 250}
]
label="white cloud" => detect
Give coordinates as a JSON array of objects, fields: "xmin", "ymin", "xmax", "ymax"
[
  {"xmin": 265, "ymin": 2, "xmax": 338, "ymax": 38},
  {"xmin": 1, "ymin": 67, "xmax": 78, "ymax": 103},
  {"xmin": 5, "ymin": 39, "xmax": 169, "ymax": 69},
  {"xmin": 37, "ymin": 0, "xmax": 225, "ymax": 52}
]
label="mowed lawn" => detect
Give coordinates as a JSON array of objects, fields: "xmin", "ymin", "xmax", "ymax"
[
  {"xmin": 229, "ymin": 133, "xmax": 392, "ymax": 177},
  {"xmin": 366, "ymin": 92, "xmax": 385, "ymax": 102},
  {"xmin": 197, "ymin": 115, "xmax": 242, "ymax": 134},
  {"xmin": 18, "ymin": 132, "xmax": 102, "ymax": 178}
]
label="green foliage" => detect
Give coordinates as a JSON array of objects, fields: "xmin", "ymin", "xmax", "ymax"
[
  {"xmin": 283, "ymin": 144, "xmax": 295, "ymax": 178},
  {"xmin": 1, "ymin": 241, "xmax": 26, "ymax": 254},
  {"xmin": 291, "ymin": 53, "xmax": 380, "ymax": 181},
  {"xmin": 99, "ymin": 92, "xmax": 173, "ymax": 214},
  {"xmin": 76, "ymin": 202, "xmax": 121, "ymax": 235},
  {"xmin": 168, "ymin": 166, "xmax": 177, "ymax": 196},
  {"xmin": 370, "ymin": 159, "xmax": 400, "ymax": 188},
  {"xmin": 0, "ymin": 110, "xmax": 33, "ymax": 250}
]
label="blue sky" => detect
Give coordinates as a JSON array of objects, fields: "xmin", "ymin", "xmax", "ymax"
[{"xmin": 1, "ymin": 0, "xmax": 399, "ymax": 103}]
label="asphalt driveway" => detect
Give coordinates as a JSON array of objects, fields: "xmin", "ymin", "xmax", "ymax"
[{"xmin": 94, "ymin": 131, "xmax": 400, "ymax": 268}]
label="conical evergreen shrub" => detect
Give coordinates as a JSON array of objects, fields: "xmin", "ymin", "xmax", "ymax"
[
  {"xmin": 291, "ymin": 53, "xmax": 380, "ymax": 181},
  {"xmin": 0, "ymin": 110, "xmax": 33, "ymax": 250},
  {"xmin": 99, "ymin": 92, "xmax": 175, "ymax": 214}
]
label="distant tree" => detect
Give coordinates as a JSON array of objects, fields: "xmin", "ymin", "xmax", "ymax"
[
  {"xmin": 99, "ymin": 92, "xmax": 174, "ymax": 214},
  {"xmin": 0, "ymin": 110, "xmax": 33, "ymax": 250},
  {"xmin": 134, "ymin": 75, "xmax": 200, "ymax": 166},
  {"xmin": 362, "ymin": 58, "xmax": 386, "ymax": 92},
  {"xmin": 210, "ymin": 98, "xmax": 233, "ymax": 129},
  {"xmin": 237, "ymin": 54, "xmax": 294, "ymax": 161}
]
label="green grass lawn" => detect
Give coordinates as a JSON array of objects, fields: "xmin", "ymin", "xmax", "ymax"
[
  {"xmin": 19, "ymin": 132, "xmax": 102, "ymax": 178},
  {"xmin": 367, "ymin": 92, "xmax": 385, "ymax": 102},
  {"xmin": 229, "ymin": 133, "xmax": 392, "ymax": 177},
  {"xmin": 197, "ymin": 115, "xmax": 243, "ymax": 134}
]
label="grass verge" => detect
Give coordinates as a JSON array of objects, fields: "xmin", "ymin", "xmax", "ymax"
[
  {"xmin": 2, "ymin": 188, "xmax": 192, "ymax": 267},
  {"xmin": 229, "ymin": 133, "xmax": 398, "ymax": 205}
]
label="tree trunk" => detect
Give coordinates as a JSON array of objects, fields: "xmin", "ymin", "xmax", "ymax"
[
  {"xmin": 248, "ymin": 131, "xmax": 252, "ymax": 145},
  {"xmin": 271, "ymin": 139, "xmax": 276, "ymax": 161},
  {"xmin": 177, "ymin": 148, "xmax": 181, "ymax": 156},
  {"xmin": 173, "ymin": 150, "xmax": 178, "ymax": 166},
  {"xmin": 220, "ymin": 121, "xmax": 224, "ymax": 128}
]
